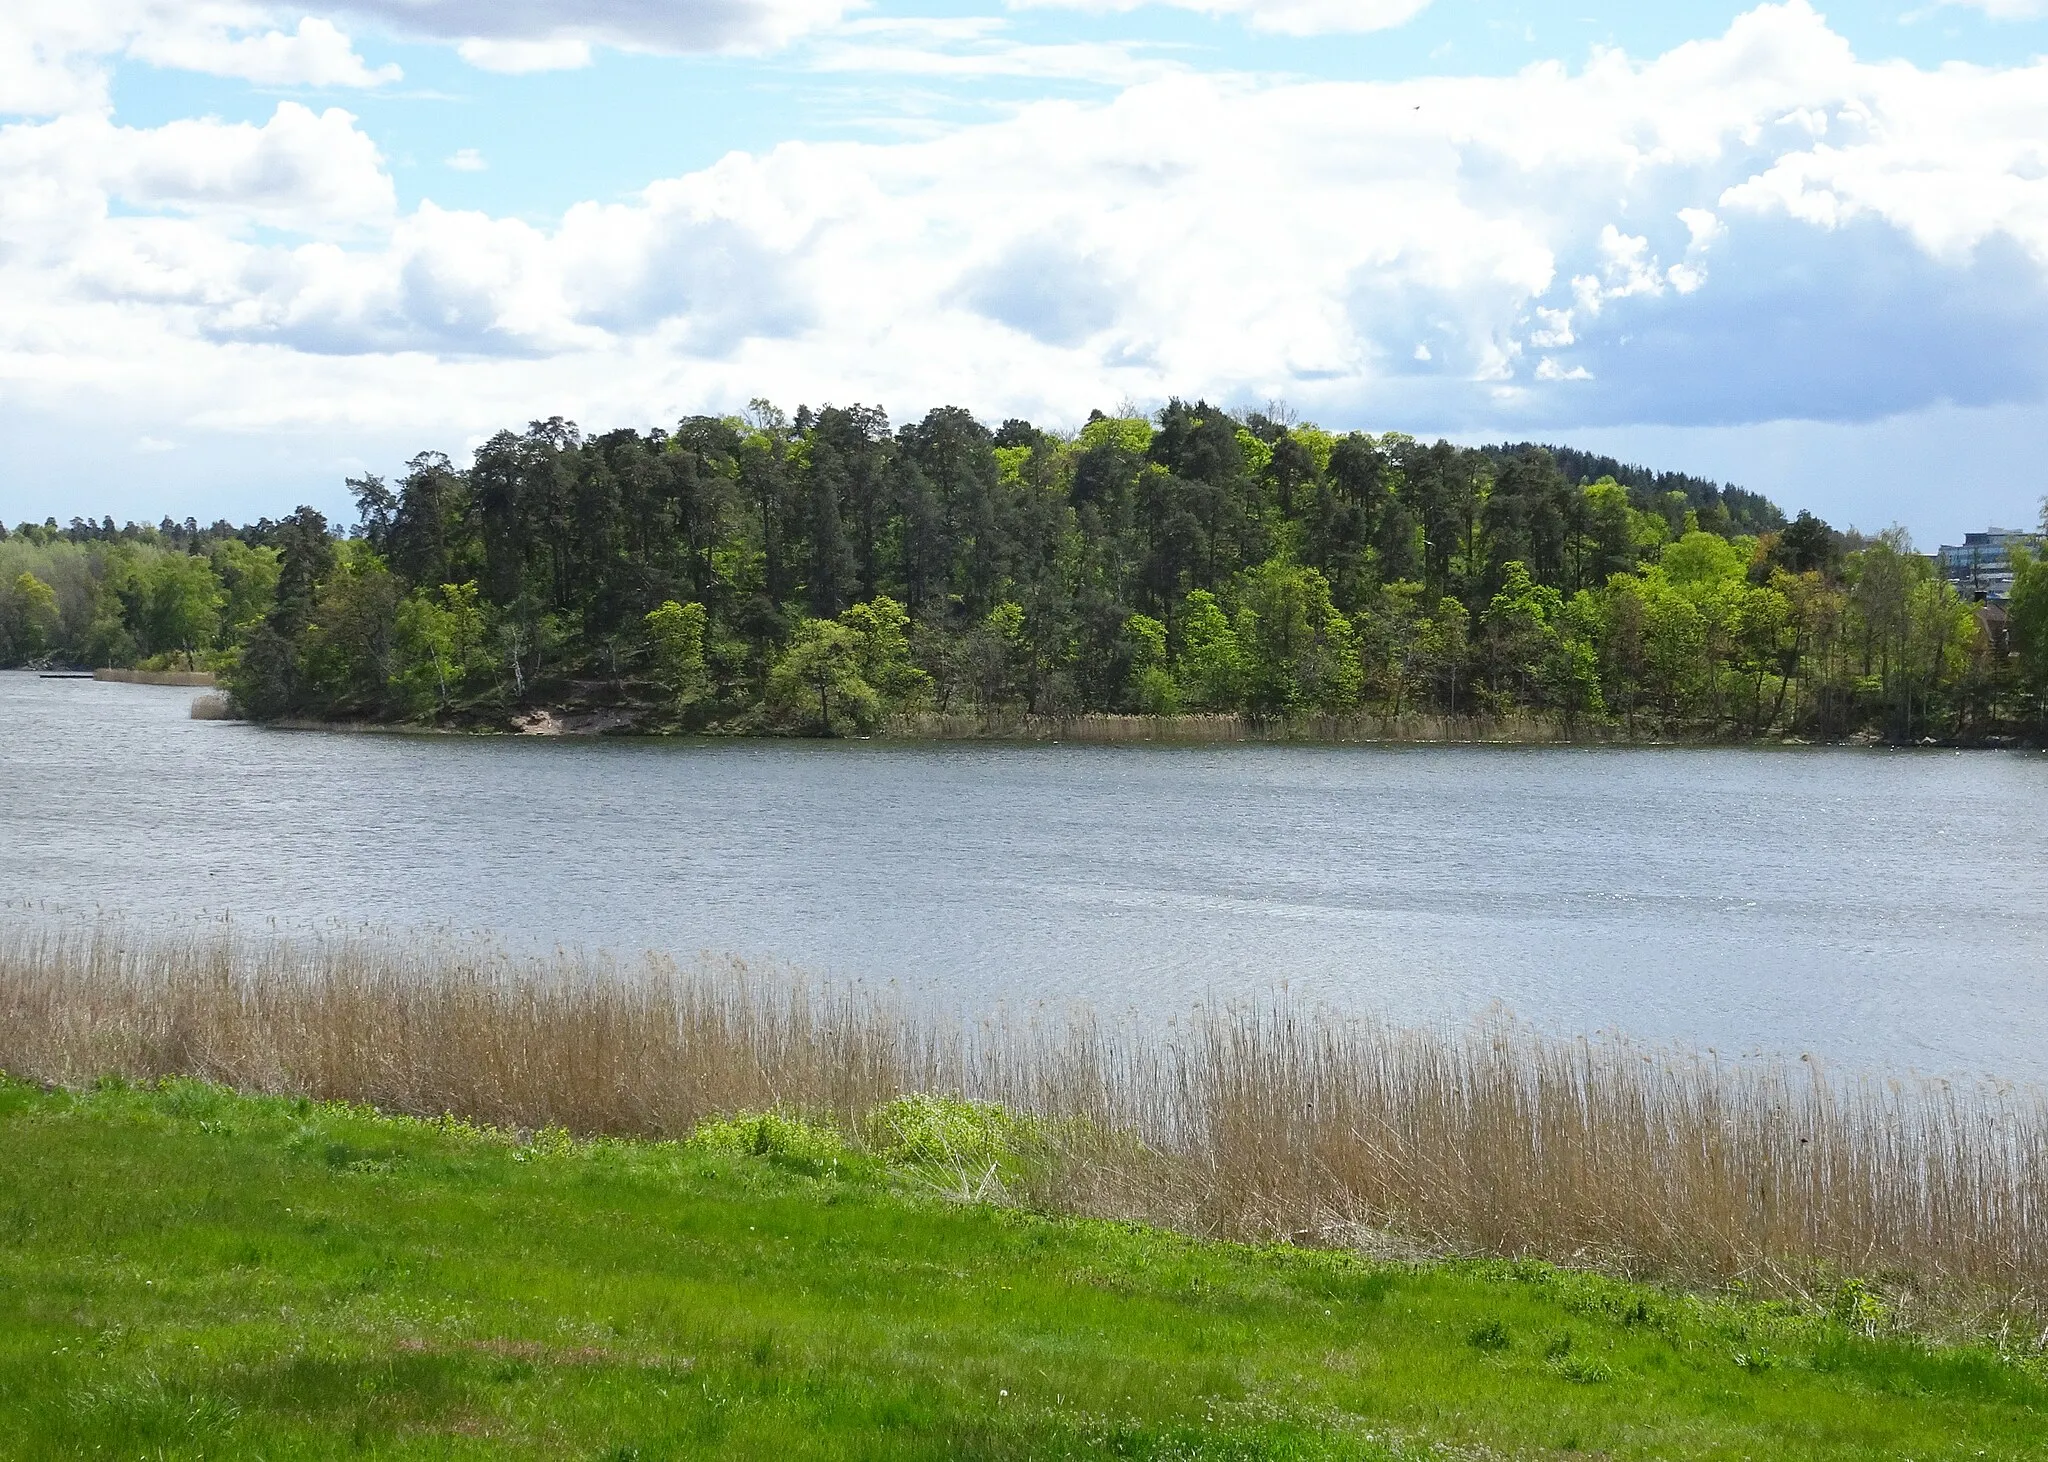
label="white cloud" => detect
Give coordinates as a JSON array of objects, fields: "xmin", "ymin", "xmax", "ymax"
[
  {"xmin": 455, "ymin": 36, "xmax": 592, "ymax": 73},
  {"xmin": 445, "ymin": 146, "xmax": 485, "ymax": 171},
  {"xmin": 0, "ymin": 101, "xmax": 393, "ymax": 243},
  {"xmin": 811, "ymin": 17, "xmax": 1180, "ymax": 86},
  {"xmin": 129, "ymin": 16, "xmax": 399, "ymax": 87},
  {"xmin": 337, "ymin": 0, "xmax": 855, "ymax": 60},
  {"xmin": 4, "ymin": 0, "xmax": 2048, "ymax": 465},
  {"xmin": 1011, "ymin": 0, "xmax": 1437, "ymax": 37},
  {"xmin": 0, "ymin": 3, "xmax": 399, "ymax": 117},
  {"xmin": 1715, "ymin": 57, "xmax": 2048, "ymax": 267}
]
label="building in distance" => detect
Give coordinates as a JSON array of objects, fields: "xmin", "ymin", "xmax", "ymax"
[{"xmin": 1936, "ymin": 528, "xmax": 2045, "ymax": 602}]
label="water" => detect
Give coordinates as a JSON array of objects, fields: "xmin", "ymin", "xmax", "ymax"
[{"xmin": 6, "ymin": 671, "xmax": 2046, "ymax": 1079}]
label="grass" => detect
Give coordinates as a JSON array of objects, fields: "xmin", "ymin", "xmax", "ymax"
[{"xmin": 3, "ymin": 1076, "xmax": 2045, "ymax": 1460}]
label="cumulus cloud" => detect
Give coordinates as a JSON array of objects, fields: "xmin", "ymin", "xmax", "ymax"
[
  {"xmin": 1012, "ymin": 0, "xmax": 1437, "ymax": 37},
  {"xmin": 955, "ymin": 238, "xmax": 1124, "ymax": 347},
  {"xmin": 338, "ymin": 0, "xmax": 854, "ymax": 60},
  {"xmin": 0, "ymin": 2, "xmax": 399, "ymax": 117},
  {"xmin": 0, "ymin": 101, "xmax": 393, "ymax": 245},
  {"xmin": 129, "ymin": 15, "xmax": 400, "ymax": 87},
  {"xmin": 4, "ymin": 0, "xmax": 2048, "ymax": 459}
]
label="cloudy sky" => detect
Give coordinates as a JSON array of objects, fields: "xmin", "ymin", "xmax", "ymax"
[{"xmin": 2, "ymin": 0, "xmax": 2045, "ymax": 543}]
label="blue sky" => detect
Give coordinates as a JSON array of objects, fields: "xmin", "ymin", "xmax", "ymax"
[{"xmin": 4, "ymin": 0, "xmax": 2047, "ymax": 543}]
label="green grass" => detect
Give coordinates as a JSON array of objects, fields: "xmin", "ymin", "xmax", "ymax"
[{"xmin": 2, "ymin": 1078, "xmax": 2043, "ymax": 1460}]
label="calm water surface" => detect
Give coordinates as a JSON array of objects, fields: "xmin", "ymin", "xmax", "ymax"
[{"xmin": 6, "ymin": 672, "xmax": 2046, "ymax": 1078}]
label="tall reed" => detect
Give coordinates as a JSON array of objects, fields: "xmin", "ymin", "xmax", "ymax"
[
  {"xmin": 889, "ymin": 709, "xmax": 1580, "ymax": 744},
  {"xmin": 3, "ymin": 922, "xmax": 2041, "ymax": 1324}
]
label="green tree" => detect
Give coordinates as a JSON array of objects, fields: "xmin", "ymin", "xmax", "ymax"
[
  {"xmin": 644, "ymin": 600, "xmax": 711, "ymax": 718},
  {"xmin": 1420, "ymin": 596, "xmax": 1470, "ymax": 715},
  {"xmin": 1577, "ymin": 478, "xmax": 1637, "ymax": 585},
  {"xmin": 296, "ymin": 544, "xmax": 402, "ymax": 715},
  {"xmin": 966, "ymin": 602, "xmax": 1030, "ymax": 717},
  {"xmin": 839, "ymin": 595, "xmax": 931, "ymax": 713},
  {"xmin": 1729, "ymin": 582, "xmax": 1794, "ymax": 735},
  {"xmin": 230, "ymin": 506, "xmax": 335, "ymax": 719},
  {"xmin": 1636, "ymin": 570, "xmax": 1710, "ymax": 724},
  {"xmin": 395, "ymin": 582, "xmax": 492, "ymax": 716},
  {"xmin": 767, "ymin": 618, "xmax": 878, "ymax": 735},
  {"xmin": 1175, "ymin": 589, "xmax": 1244, "ymax": 711},
  {"xmin": 1123, "ymin": 613, "xmax": 1178, "ymax": 714},
  {"xmin": 208, "ymin": 540, "xmax": 280, "ymax": 644},
  {"xmin": 143, "ymin": 553, "xmax": 224, "ymax": 667},
  {"xmin": 2010, "ymin": 549, "xmax": 2048, "ymax": 730},
  {"xmin": 1544, "ymin": 590, "xmax": 1606, "ymax": 734},
  {"xmin": 1237, "ymin": 558, "xmax": 1355, "ymax": 714},
  {"xmin": 1660, "ymin": 529, "xmax": 1746, "ymax": 589},
  {"xmin": 1, "ymin": 572, "xmax": 61, "ymax": 662},
  {"xmin": 1480, "ymin": 561, "xmax": 1561, "ymax": 709}
]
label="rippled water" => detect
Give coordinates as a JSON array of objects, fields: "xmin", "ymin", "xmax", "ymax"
[{"xmin": 6, "ymin": 670, "xmax": 2046, "ymax": 1078}]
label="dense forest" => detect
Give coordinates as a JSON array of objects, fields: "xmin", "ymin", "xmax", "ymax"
[{"xmin": 6, "ymin": 400, "xmax": 2046, "ymax": 742}]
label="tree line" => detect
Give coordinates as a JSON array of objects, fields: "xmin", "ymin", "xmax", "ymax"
[{"xmin": 6, "ymin": 399, "xmax": 2046, "ymax": 742}]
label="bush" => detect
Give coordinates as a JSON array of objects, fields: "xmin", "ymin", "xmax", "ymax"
[
  {"xmin": 1832, "ymin": 1278, "xmax": 1891, "ymax": 1336},
  {"xmin": 865, "ymin": 1094, "xmax": 1038, "ymax": 1176},
  {"xmin": 687, "ymin": 1111, "xmax": 847, "ymax": 1172}
]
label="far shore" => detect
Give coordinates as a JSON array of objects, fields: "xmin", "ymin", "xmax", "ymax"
[
  {"xmin": 17, "ymin": 671, "xmax": 2027, "ymax": 747},
  {"xmin": 260, "ymin": 705, "xmax": 2017, "ymax": 749}
]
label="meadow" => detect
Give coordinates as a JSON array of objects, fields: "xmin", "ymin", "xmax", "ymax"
[{"xmin": 8, "ymin": 1075, "xmax": 2048, "ymax": 1458}]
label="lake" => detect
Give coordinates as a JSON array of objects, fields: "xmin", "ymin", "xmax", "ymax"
[{"xmin": 6, "ymin": 671, "xmax": 2045, "ymax": 1079}]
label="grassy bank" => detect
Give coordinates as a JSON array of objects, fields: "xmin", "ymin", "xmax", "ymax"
[
  {"xmin": 5, "ymin": 925, "xmax": 2043, "ymax": 1335},
  {"xmin": 4, "ymin": 1076, "xmax": 2045, "ymax": 1459}
]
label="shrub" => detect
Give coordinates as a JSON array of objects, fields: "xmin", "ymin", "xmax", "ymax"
[
  {"xmin": 688, "ymin": 1111, "xmax": 847, "ymax": 1172},
  {"xmin": 1832, "ymin": 1278, "xmax": 1891, "ymax": 1336},
  {"xmin": 866, "ymin": 1093, "xmax": 1037, "ymax": 1176}
]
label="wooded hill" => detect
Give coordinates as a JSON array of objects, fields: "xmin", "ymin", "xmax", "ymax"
[{"xmin": 5, "ymin": 399, "xmax": 2043, "ymax": 741}]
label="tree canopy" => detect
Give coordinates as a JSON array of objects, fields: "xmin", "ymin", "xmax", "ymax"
[{"xmin": 7, "ymin": 402, "xmax": 2040, "ymax": 744}]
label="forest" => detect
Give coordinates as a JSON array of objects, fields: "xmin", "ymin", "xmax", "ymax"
[{"xmin": 5, "ymin": 399, "xmax": 2046, "ymax": 742}]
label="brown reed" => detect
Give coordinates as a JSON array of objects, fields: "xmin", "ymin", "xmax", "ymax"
[
  {"xmin": 889, "ymin": 709, "xmax": 1582, "ymax": 744},
  {"xmin": 2, "ymin": 921, "xmax": 2041, "ymax": 1326}
]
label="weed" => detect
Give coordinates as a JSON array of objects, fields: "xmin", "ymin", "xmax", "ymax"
[
  {"xmin": 689, "ymin": 1112, "xmax": 846, "ymax": 1173},
  {"xmin": 1467, "ymin": 1320, "xmax": 1511, "ymax": 1353}
]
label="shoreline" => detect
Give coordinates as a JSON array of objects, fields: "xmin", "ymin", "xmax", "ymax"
[
  {"xmin": 255, "ymin": 706, "xmax": 2033, "ymax": 750},
  {"xmin": 16, "ymin": 667, "xmax": 2012, "ymax": 748}
]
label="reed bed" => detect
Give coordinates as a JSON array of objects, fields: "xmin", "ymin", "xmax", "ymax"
[
  {"xmin": 891, "ymin": 709, "xmax": 1580, "ymax": 744},
  {"xmin": 3, "ymin": 922, "xmax": 2042, "ymax": 1326}
]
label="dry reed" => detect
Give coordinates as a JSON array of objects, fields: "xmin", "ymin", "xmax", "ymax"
[
  {"xmin": 890, "ymin": 709, "xmax": 1582, "ymax": 744},
  {"xmin": 94, "ymin": 668, "xmax": 218, "ymax": 687},
  {"xmin": 3, "ymin": 922, "xmax": 2041, "ymax": 1326}
]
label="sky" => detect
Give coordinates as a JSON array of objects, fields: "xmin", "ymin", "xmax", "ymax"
[{"xmin": 3, "ymin": 0, "xmax": 2047, "ymax": 545}]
